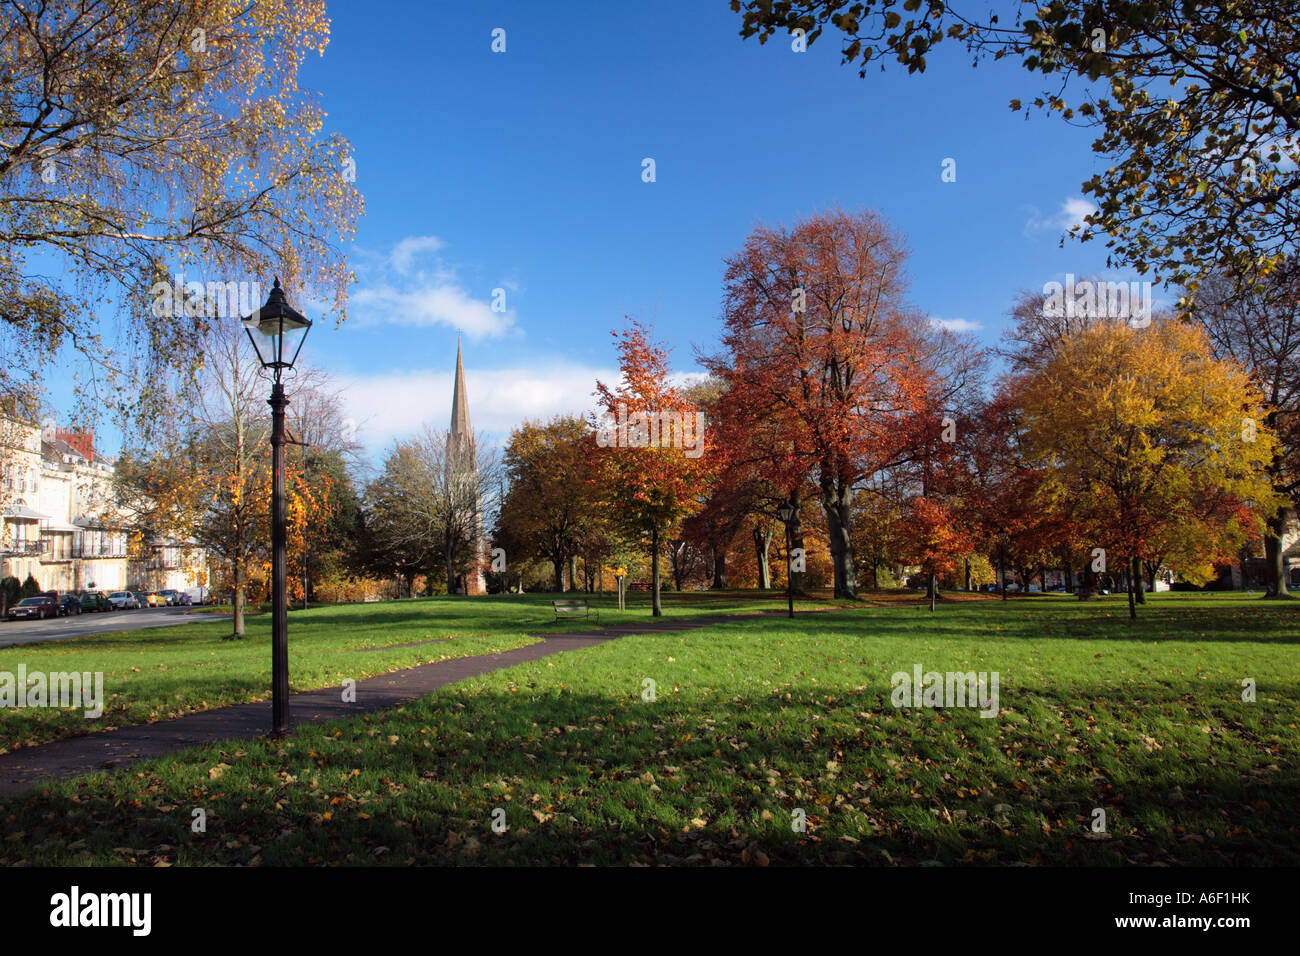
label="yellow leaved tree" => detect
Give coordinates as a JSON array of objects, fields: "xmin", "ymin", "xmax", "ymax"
[{"xmin": 1016, "ymin": 319, "xmax": 1281, "ymax": 618}]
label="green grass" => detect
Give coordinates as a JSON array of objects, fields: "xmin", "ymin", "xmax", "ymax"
[
  {"xmin": 1, "ymin": 590, "xmax": 1296, "ymax": 865},
  {"xmin": 0, "ymin": 590, "xmax": 822, "ymax": 752}
]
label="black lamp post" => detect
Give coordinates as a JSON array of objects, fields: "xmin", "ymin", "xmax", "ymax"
[
  {"xmin": 240, "ymin": 277, "xmax": 311, "ymax": 737},
  {"xmin": 777, "ymin": 499, "xmax": 795, "ymax": 619}
]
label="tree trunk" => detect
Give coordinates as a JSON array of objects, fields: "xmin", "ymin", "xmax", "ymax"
[
  {"xmin": 821, "ymin": 481, "xmax": 858, "ymax": 599},
  {"xmin": 1131, "ymin": 555, "xmax": 1146, "ymax": 604},
  {"xmin": 568, "ymin": 554, "xmax": 578, "ymax": 594},
  {"xmin": 928, "ymin": 572, "xmax": 937, "ymax": 612},
  {"xmin": 650, "ymin": 524, "xmax": 662, "ymax": 617},
  {"xmin": 1263, "ymin": 508, "xmax": 1292, "ymax": 598},
  {"xmin": 445, "ymin": 547, "xmax": 457, "ymax": 595},
  {"xmin": 1127, "ymin": 555, "xmax": 1138, "ymax": 619},
  {"xmin": 753, "ymin": 526, "xmax": 771, "ymax": 590},
  {"xmin": 551, "ymin": 556, "xmax": 564, "ymax": 592},
  {"xmin": 711, "ymin": 547, "xmax": 728, "ymax": 589},
  {"xmin": 231, "ymin": 562, "xmax": 245, "ymax": 638},
  {"xmin": 668, "ymin": 539, "xmax": 686, "ymax": 591},
  {"xmin": 963, "ymin": 558, "xmax": 971, "ymax": 592},
  {"xmin": 1064, "ymin": 559, "xmax": 1074, "ymax": 593}
]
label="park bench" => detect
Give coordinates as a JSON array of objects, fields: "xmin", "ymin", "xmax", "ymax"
[{"xmin": 553, "ymin": 599, "xmax": 599, "ymax": 623}]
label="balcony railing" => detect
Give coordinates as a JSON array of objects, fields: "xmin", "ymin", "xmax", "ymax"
[
  {"xmin": 1, "ymin": 540, "xmax": 45, "ymax": 557},
  {"xmin": 72, "ymin": 543, "xmax": 127, "ymax": 559},
  {"xmin": 137, "ymin": 558, "xmax": 182, "ymax": 571}
]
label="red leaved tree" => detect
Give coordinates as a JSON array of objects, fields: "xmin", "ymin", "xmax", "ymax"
[{"xmin": 705, "ymin": 207, "xmax": 942, "ymax": 598}]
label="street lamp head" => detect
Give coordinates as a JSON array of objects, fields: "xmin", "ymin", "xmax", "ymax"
[
  {"xmin": 777, "ymin": 500, "xmax": 795, "ymax": 524},
  {"xmin": 241, "ymin": 277, "xmax": 311, "ymax": 380}
]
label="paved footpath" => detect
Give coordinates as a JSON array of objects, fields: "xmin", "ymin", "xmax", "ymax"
[{"xmin": 0, "ymin": 610, "xmax": 797, "ymax": 799}]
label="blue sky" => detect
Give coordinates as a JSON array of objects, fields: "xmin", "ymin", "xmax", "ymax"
[{"xmin": 54, "ymin": 0, "xmax": 1146, "ymax": 463}]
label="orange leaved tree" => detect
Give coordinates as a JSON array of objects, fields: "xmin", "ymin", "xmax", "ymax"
[{"xmin": 591, "ymin": 320, "xmax": 712, "ymax": 616}]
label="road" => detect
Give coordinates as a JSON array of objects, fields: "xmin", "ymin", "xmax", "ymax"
[{"xmin": 0, "ymin": 606, "xmax": 229, "ymax": 647}]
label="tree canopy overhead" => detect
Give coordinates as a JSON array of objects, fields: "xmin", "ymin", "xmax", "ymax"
[
  {"xmin": 0, "ymin": 0, "xmax": 363, "ymax": 421},
  {"xmin": 730, "ymin": 1, "xmax": 1299, "ymax": 297}
]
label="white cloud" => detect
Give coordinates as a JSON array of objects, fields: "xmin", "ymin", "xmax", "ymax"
[
  {"xmin": 351, "ymin": 283, "xmax": 510, "ymax": 339},
  {"xmin": 1024, "ymin": 196, "xmax": 1098, "ymax": 236},
  {"xmin": 390, "ymin": 236, "xmax": 445, "ymax": 275},
  {"xmin": 350, "ymin": 235, "xmax": 516, "ymax": 339},
  {"xmin": 929, "ymin": 317, "xmax": 983, "ymax": 333},
  {"xmin": 337, "ymin": 360, "xmax": 617, "ymax": 458}
]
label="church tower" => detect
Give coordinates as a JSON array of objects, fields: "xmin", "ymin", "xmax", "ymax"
[{"xmin": 448, "ymin": 338, "xmax": 486, "ymax": 595}]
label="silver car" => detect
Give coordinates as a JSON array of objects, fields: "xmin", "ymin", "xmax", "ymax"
[{"xmin": 108, "ymin": 590, "xmax": 140, "ymax": 609}]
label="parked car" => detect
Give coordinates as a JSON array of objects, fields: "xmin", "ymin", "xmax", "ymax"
[
  {"xmin": 159, "ymin": 589, "xmax": 180, "ymax": 606},
  {"xmin": 7, "ymin": 596, "xmax": 58, "ymax": 621},
  {"xmin": 108, "ymin": 590, "xmax": 140, "ymax": 610},
  {"xmin": 184, "ymin": 586, "xmax": 210, "ymax": 605},
  {"xmin": 78, "ymin": 591, "xmax": 113, "ymax": 612},
  {"xmin": 141, "ymin": 591, "xmax": 166, "ymax": 607},
  {"xmin": 58, "ymin": 594, "xmax": 82, "ymax": 616},
  {"xmin": 176, "ymin": 592, "xmax": 193, "ymax": 606}
]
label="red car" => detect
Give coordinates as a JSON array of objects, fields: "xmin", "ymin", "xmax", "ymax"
[{"xmin": 7, "ymin": 596, "xmax": 58, "ymax": 621}]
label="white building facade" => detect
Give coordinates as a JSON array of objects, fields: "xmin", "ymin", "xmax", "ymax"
[{"xmin": 2, "ymin": 418, "xmax": 204, "ymax": 597}]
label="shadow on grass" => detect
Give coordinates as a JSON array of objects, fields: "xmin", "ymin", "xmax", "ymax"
[
  {"xmin": 708, "ymin": 600, "xmax": 1300, "ymax": 646},
  {"xmin": 5, "ymin": 679, "xmax": 1297, "ymax": 867}
]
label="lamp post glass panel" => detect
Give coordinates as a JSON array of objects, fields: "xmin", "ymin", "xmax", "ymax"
[
  {"xmin": 777, "ymin": 500, "xmax": 795, "ymax": 619},
  {"xmin": 240, "ymin": 278, "xmax": 311, "ymax": 737}
]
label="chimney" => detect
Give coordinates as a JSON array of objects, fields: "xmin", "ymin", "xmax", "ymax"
[{"xmin": 56, "ymin": 428, "xmax": 94, "ymax": 462}]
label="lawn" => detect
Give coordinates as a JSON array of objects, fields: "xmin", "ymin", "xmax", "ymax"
[
  {"xmin": 0, "ymin": 590, "xmax": 824, "ymax": 752},
  {"xmin": 1, "ymin": 591, "xmax": 1296, "ymax": 866}
]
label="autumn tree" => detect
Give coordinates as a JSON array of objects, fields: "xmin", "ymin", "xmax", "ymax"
[
  {"xmin": 1017, "ymin": 319, "xmax": 1280, "ymax": 618},
  {"xmin": 850, "ymin": 480, "xmax": 905, "ymax": 590},
  {"xmin": 904, "ymin": 496, "xmax": 972, "ymax": 610},
  {"xmin": 112, "ymin": 322, "xmax": 267, "ymax": 636},
  {"xmin": 707, "ymin": 208, "xmax": 953, "ymax": 598},
  {"xmin": 497, "ymin": 416, "xmax": 601, "ymax": 592},
  {"xmin": 592, "ymin": 319, "xmax": 711, "ymax": 616},
  {"xmin": 692, "ymin": 365, "xmax": 811, "ymax": 592},
  {"xmin": 0, "ymin": 0, "xmax": 361, "ymax": 426},
  {"xmin": 679, "ymin": 378, "xmax": 764, "ymax": 590},
  {"xmin": 731, "ymin": 1, "xmax": 1300, "ymax": 297}
]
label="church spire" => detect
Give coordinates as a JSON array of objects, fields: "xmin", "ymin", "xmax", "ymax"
[{"xmin": 450, "ymin": 336, "xmax": 471, "ymax": 437}]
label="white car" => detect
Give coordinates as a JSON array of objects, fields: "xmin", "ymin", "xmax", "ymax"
[{"xmin": 108, "ymin": 590, "xmax": 140, "ymax": 610}]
